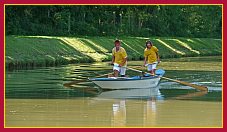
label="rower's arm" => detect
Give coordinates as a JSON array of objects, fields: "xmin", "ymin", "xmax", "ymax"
[
  {"xmin": 144, "ymin": 57, "xmax": 147, "ymax": 66},
  {"xmin": 120, "ymin": 57, "xmax": 127, "ymax": 66},
  {"xmin": 112, "ymin": 56, "xmax": 115, "ymax": 64},
  {"xmin": 156, "ymin": 52, "xmax": 160, "ymax": 62}
]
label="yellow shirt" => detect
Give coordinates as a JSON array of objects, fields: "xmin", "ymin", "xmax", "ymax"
[
  {"xmin": 144, "ymin": 46, "xmax": 158, "ymax": 64},
  {"xmin": 112, "ymin": 47, "xmax": 127, "ymax": 66}
]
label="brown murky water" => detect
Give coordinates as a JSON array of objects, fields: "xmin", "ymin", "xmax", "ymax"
[
  {"xmin": 5, "ymin": 56, "xmax": 222, "ymax": 127},
  {"xmin": 6, "ymin": 98, "xmax": 222, "ymax": 127}
]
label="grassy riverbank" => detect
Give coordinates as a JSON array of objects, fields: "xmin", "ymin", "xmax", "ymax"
[{"xmin": 5, "ymin": 36, "xmax": 222, "ymax": 69}]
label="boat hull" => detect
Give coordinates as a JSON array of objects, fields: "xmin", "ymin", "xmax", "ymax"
[
  {"xmin": 90, "ymin": 77, "xmax": 161, "ymax": 89},
  {"xmin": 89, "ymin": 69, "xmax": 165, "ymax": 89}
]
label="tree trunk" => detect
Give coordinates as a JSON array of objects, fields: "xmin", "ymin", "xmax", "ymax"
[{"xmin": 68, "ymin": 12, "xmax": 71, "ymax": 34}]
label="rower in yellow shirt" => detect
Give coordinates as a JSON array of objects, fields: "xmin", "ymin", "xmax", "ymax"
[
  {"xmin": 144, "ymin": 40, "xmax": 160, "ymax": 75},
  {"xmin": 111, "ymin": 40, "xmax": 127, "ymax": 77}
]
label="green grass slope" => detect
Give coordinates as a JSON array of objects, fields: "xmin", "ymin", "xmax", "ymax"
[{"xmin": 5, "ymin": 36, "xmax": 222, "ymax": 69}]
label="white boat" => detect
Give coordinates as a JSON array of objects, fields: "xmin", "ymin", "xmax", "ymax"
[{"xmin": 89, "ymin": 69, "xmax": 165, "ymax": 89}]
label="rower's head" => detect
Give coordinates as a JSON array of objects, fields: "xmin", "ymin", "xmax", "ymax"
[
  {"xmin": 114, "ymin": 39, "xmax": 121, "ymax": 48},
  {"xmin": 146, "ymin": 40, "xmax": 153, "ymax": 49}
]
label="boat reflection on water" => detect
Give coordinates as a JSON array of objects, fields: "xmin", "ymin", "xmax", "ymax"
[
  {"xmin": 108, "ymin": 96, "xmax": 159, "ymax": 127},
  {"xmin": 94, "ymin": 87, "xmax": 208, "ymax": 127},
  {"xmin": 65, "ymin": 84, "xmax": 208, "ymax": 127},
  {"xmin": 94, "ymin": 87, "xmax": 162, "ymax": 127},
  {"xmin": 97, "ymin": 87, "xmax": 163, "ymax": 99},
  {"xmin": 111, "ymin": 99, "xmax": 126, "ymax": 126}
]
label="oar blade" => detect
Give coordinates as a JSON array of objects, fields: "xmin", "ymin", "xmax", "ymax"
[
  {"xmin": 63, "ymin": 80, "xmax": 86, "ymax": 87},
  {"xmin": 178, "ymin": 81, "xmax": 208, "ymax": 91},
  {"xmin": 161, "ymin": 76, "xmax": 208, "ymax": 91},
  {"xmin": 155, "ymin": 69, "xmax": 165, "ymax": 77}
]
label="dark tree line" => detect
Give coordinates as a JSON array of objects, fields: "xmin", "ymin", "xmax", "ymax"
[{"xmin": 5, "ymin": 5, "xmax": 222, "ymax": 38}]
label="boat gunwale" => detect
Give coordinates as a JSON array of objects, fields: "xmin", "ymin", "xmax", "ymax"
[{"xmin": 89, "ymin": 76, "xmax": 161, "ymax": 82}]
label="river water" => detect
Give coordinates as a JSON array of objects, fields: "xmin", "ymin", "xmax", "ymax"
[{"xmin": 5, "ymin": 56, "xmax": 222, "ymax": 127}]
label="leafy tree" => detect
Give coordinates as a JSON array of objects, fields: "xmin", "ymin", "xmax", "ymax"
[{"xmin": 5, "ymin": 5, "xmax": 222, "ymax": 38}]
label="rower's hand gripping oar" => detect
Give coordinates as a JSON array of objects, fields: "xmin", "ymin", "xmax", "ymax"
[{"xmin": 127, "ymin": 67, "xmax": 208, "ymax": 91}]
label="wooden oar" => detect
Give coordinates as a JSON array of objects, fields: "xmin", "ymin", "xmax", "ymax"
[
  {"xmin": 127, "ymin": 67, "xmax": 145, "ymax": 73},
  {"xmin": 63, "ymin": 72, "xmax": 113, "ymax": 87},
  {"xmin": 127, "ymin": 67, "xmax": 208, "ymax": 91},
  {"xmin": 161, "ymin": 76, "xmax": 208, "ymax": 91}
]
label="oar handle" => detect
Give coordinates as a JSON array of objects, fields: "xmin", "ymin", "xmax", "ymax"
[{"xmin": 126, "ymin": 67, "xmax": 143, "ymax": 73}]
